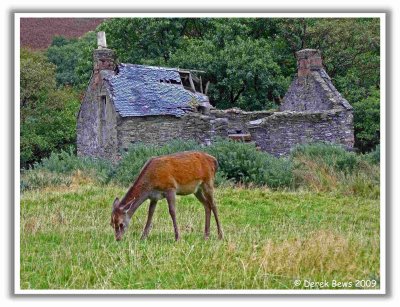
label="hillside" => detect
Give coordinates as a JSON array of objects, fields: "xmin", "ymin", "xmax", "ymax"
[{"xmin": 20, "ymin": 18, "xmax": 104, "ymax": 50}]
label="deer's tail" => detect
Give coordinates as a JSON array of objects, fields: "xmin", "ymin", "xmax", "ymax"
[{"xmin": 211, "ymin": 156, "xmax": 219, "ymax": 175}]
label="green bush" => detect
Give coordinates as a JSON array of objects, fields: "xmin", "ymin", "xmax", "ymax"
[
  {"xmin": 290, "ymin": 142, "xmax": 359, "ymax": 174},
  {"xmin": 20, "ymin": 48, "xmax": 82, "ymax": 168},
  {"xmin": 205, "ymin": 139, "xmax": 293, "ymax": 188},
  {"xmin": 21, "ymin": 87, "xmax": 81, "ymax": 168},
  {"xmin": 34, "ymin": 148, "xmax": 114, "ymax": 184},
  {"xmin": 363, "ymin": 144, "xmax": 380, "ymax": 165}
]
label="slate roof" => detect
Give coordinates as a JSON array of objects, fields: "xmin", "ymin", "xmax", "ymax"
[{"xmin": 102, "ymin": 64, "xmax": 208, "ymax": 117}]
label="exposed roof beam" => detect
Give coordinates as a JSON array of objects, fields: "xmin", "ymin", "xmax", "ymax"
[{"xmin": 178, "ymin": 69, "xmax": 206, "ymax": 74}]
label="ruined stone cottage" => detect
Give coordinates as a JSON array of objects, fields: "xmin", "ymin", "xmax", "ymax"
[{"xmin": 77, "ymin": 32, "xmax": 354, "ymax": 161}]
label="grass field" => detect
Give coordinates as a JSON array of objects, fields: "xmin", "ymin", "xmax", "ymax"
[{"xmin": 20, "ymin": 182, "xmax": 380, "ymax": 290}]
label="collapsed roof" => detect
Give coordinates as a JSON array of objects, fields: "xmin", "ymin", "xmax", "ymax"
[{"xmin": 102, "ymin": 64, "xmax": 210, "ymax": 117}]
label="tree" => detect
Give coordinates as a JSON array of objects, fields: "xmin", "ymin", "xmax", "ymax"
[
  {"xmin": 20, "ymin": 48, "xmax": 56, "ymax": 107},
  {"xmin": 20, "ymin": 49, "xmax": 81, "ymax": 168},
  {"xmin": 169, "ymin": 36, "xmax": 289, "ymax": 110},
  {"xmin": 352, "ymin": 87, "xmax": 380, "ymax": 152},
  {"xmin": 306, "ymin": 18, "xmax": 380, "ymax": 104},
  {"xmin": 46, "ymin": 32, "xmax": 97, "ymax": 89},
  {"xmin": 98, "ymin": 18, "xmax": 189, "ymax": 65}
]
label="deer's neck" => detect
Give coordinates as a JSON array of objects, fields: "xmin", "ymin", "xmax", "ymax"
[{"xmin": 120, "ymin": 179, "xmax": 150, "ymax": 218}]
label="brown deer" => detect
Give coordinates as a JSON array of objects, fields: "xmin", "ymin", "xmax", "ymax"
[{"xmin": 110, "ymin": 151, "xmax": 223, "ymax": 241}]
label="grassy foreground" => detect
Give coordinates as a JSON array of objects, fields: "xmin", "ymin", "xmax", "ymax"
[{"xmin": 20, "ymin": 183, "xmax": 380, "ymax": 290}]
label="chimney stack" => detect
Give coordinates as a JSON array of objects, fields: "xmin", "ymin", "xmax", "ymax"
[
  {"xmin": 97, "ymin": 31, "xmax": 107, "ymax": 49},
  {"xmin": 93, "ymin": 32, "xmax": 116, "ymax": 72},
  {"xmin": 296, "ymin": 49, "xmax": 323, "ymax": 77}
]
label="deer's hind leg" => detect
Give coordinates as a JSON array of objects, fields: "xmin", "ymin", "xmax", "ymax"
[
  {"xmin": 203, "ymin": 183, "xmax": 223, "ymax": 239},
  {"xmin": 166, "ymin": 190, "xmax": 180, "ymax": 241},
  {"xmin": 196, "ymin": 183, "xmax": 223, "ymax": 240},
  {"xmin": 194, "ymin": 189, "xmax": 211, "ymax": 240}
]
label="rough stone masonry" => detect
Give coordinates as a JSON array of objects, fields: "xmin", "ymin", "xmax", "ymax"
[
  {"xmin": 77, "ymin": 33, "xmax": 354, "ymax": 161},
  {"xmin": 248, "ymin": 49, "xmax": 354, "ymax": 156}
]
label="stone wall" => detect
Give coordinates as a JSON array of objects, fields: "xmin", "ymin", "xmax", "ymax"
[
  {"xmin": 117, "ymin": 113, "xmax": 214, "ymax": 150},
  {"xmin": 248, "ymin": 109, "xmax": 354, "ymax": 156},
  {"xmin": 77, "ymin": 78, "xmax": 101, "ymax": 158},
  {"xmin": 280, "ymin": 73, "xmax": 335, "ymax": 112},
  {"xmin": 210, "ymin": 109, "xmax": 274, "ymax": 134},
  {"xmin": 116, "ymin": 109, "xmax": 276, "ymax": 153},
  {"xmin": 77, "ymin": 79, "xmax": 119, "ymax": 161}
]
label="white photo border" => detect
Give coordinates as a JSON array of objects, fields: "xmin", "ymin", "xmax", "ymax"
[{"xmin": 14, "ymin": 12, "xmax": 386, "ymax": 295}]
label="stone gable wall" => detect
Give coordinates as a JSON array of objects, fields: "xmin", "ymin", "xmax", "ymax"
[
  {"xmin": 280, "ymin": 74, "xmax": 334, "ymax": 112},
  {"xmin": 77, "ymin": 79, "xmax": 119, "ymax": 161}
]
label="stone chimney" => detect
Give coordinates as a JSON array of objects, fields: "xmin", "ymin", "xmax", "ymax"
[
  {"xmin": 97, "ymin": 31, "xmax": 107, "ymax": 49},
  {"xmin": 280, "ymin": 48, "xmax": 353, "ymax": 113},
  {"xmin": 93, "ymin": 32, "xmax": 116, "ymax": 72},
  {"xmin": 296, "ymin": 49, "xmax": 323, "ymax": 77}
]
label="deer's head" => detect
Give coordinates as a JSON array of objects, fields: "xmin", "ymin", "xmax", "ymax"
[{"xmin": 110, "ymin": 197, "xmax": 131, "ymax": 241}]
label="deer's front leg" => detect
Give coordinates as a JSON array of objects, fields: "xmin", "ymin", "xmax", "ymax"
[
  {"xmin": 166, "ymin": 190, "xmax": 180, "ymax": 241},
  {"xmin": 141, "ymin": 199, "xmax": 157, "ymax": 240}
]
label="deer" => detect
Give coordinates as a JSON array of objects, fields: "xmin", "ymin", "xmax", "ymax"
[{"xmin": 110, "ymin": 151, "xmax": 223, "ymax": 241}]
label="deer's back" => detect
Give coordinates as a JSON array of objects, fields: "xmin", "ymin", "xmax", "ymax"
[{"xmin": 143, "ymin": 151, "xmax": 217, "ymax": 191}]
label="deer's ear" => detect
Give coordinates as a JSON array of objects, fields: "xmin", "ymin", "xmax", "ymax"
[
  {"xmin": 113, "ymin": 197, "xmax": 120, "ymax": 208},
  {"xmin": 122, "ymin": 203, "xmax": 131, "ymax": 213}
]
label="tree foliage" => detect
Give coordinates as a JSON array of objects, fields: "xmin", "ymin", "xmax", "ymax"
[
  {"xmin": 306, "ymin": 18, "xmax": 380, "ymax": 104},
  {"xmin": 352, "ymin": 87, "xmax": 380, "ymax": 152},
  {"xmin": 20, "ymin": 49, "xmax": 81, "ymax": 168},
  {"xmin": 46, "ymin": 32, "xmax": 97, "ymax": 89},
  {"xmin": 20, "ymin": 48, "xmax": 56, "ymax": 106}
]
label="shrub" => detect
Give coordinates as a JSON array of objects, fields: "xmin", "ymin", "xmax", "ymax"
[
  {"xmin": 290, "ymin": 142, "xmax": 359, "ymax": 174},
  {"xmin": 290, "ymin": 142, "xmax": 380, "ymax": 197},
  {"xmin": 21, "ymin": 140, "xmax": 379, "ymax": 195},
  {"xmin": 363, "ymin": 144, "xmax": 380, "ymax": 165},
  {"xmin": 213, "ymin": 170, "xmax": 235, "ymax": 187},
  {"xmin": 34, "ymin": 148, "xmax": 114, "ymax": 184},
  {"xmin": 21, "ymin": 87, "xmax": 81, "ymax": 168},
  {"xmin": 20, "ymin": 48, "xmax": 81, "ymax": 168},
  {"xmin": 205, "ymin": 138, "xmax": 293, "ymax": 188}
]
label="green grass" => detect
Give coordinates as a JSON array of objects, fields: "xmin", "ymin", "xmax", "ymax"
[{"xmin": 20, "ymin": 184, "xmax": 380, "ymax": 290}]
